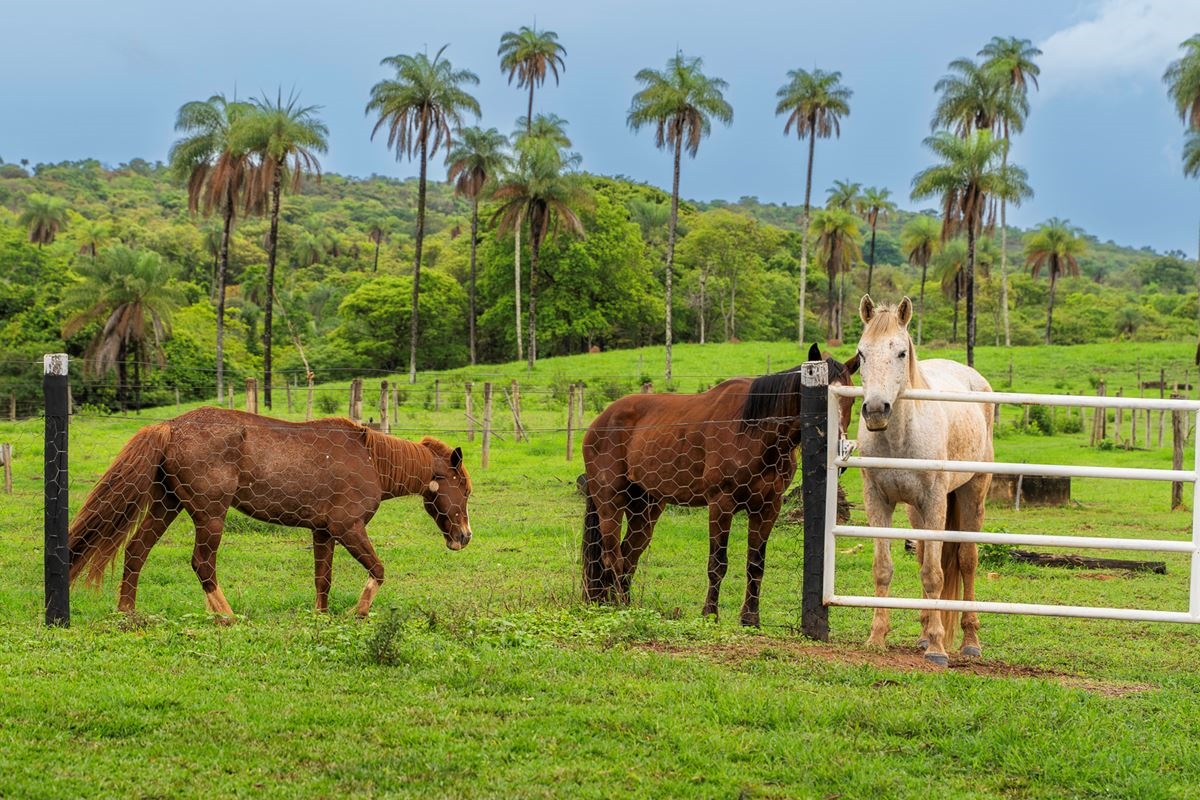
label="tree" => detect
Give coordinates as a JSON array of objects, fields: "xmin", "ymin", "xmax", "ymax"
[
  {"xmin": 1024, "ymin": 218, "xmax": 1086, "ymax": 344},
  {"xmin": 808, "ymin": 206, "xmax": 862, "ymax": 340},
  {"xmin": 498, "ymin": 25, "xmax": 567, "ymax": 134},
  {"xmin": 861, "ymin": 186, "xmax": 896, "ymax": 295},
  {"xmin": 825, "ymin": 179, "xmax": 862, "ymax": 211},
  {"xmin": 901, "ymin": 215, "xmax": 942, "ymax": 344},
  {"xmin": 366, "ymin": 220, "xmax": 389, "ymax": 272},
  {"xmin": 492, "ymin": 127, "xmax": 588, "ymax": 368},
  {"xmin": 776, "ymin": 68, "xmax": 852, "ymax": 345},
  {"xmin": 628, "ymin": 52, "xmax": 733, "ymax": 384},
  {"xmin": 935, "ymin": 238, "xmax": 969, "ymax": 342},
  {"xmin": 74, "ymin": 218, "xmax": 111, "ymax": 259},
  {"xmin": 168, "ymin": 93, "xmax": 255, "ymax": 402},
  {"xmin": 20, "ymin": 193, "xmax": 69, "ymax": 247},
  {"xmin": 238, "ymin": 89, "xmax": 328, "ymax": 409},
  {"xmin": 911, "ymin": 129, "xmax": 1030, "ymax": 365},
  {"xmin": 981, "ymin": 36, "xmax": 1041, "ymax": 347},
  {"xmin": 366, "ymin": 44, "xmax": 480, "ymax": 383},
  {"xmin": 1164, "ymin": 35, "xmax": 1200, "ymax": 347},
  {"xmin": 447, "ymin": 126, "xmax": 510, "ymax": 364},
  {"xmin": 61, "ymin": 245, "xmax": 182, "ymax": 411}
]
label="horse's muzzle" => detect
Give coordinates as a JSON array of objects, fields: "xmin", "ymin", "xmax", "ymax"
[
  {"xmin": 862, "ymin": 401, "xmax": 891, "ymax": 431},
  {"xmin": 444, "ymin": 526, "xmax": 472, "ymax": 551}
]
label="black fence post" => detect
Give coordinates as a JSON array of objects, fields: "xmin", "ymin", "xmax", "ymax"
[
  {"xmin": 44, "ymin": 353, "xmax": 70, "ymax": 627},
  {"xmin": 800, "ymin": 359, "xmax": 830, "ymax": 641}
]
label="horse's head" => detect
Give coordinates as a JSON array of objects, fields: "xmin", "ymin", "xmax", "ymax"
[
  {"xmin": 808, "ymin": 341, "xmax": 857, "ymax": 437},
  {"xmin": 420, "ymin": 440, "xmax": 473, "ymax": 551},
  {"xmin": 855, "ymin": 294, "xmax": 917, "ymax": 432}
]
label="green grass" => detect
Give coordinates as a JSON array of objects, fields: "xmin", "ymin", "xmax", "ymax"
[{"xmin": 2, "ymin": 339, "xmax": 1200, "ymax": 798}]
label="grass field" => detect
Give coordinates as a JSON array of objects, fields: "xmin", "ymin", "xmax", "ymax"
[{"xmin": 2, "ymin": 339, "xmax": 1200, "ymax": 798}]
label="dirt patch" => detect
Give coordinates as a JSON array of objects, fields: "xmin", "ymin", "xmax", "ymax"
[{"xmin": 635, "ymin": 639, "xmax": 1153, "ymax": 696}]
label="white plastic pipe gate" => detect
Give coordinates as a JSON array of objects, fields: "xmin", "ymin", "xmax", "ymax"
[{"xmin": 822, "ymin": 386, "xmax": 1200, "ymax": 624}]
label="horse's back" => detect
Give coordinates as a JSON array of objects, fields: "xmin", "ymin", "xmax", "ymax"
[{"xmin": 920, "ymin": 359, "xmax": 994, "ymax": 461}]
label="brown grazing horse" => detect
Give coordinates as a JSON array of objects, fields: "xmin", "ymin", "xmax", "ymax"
[
  {"xmin": 69, "ymin": 407, "xmax": 473, "ymax": 618},
  {"xmin": 582, "ymin": 344, "xmax": 855, "ymax": 626}
]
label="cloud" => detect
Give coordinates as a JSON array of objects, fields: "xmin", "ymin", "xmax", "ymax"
[{"xmin": 1037, "ymin": 0, "xmax": 1200, "ymax": 96}]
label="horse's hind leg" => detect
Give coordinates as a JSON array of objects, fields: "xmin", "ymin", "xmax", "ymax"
[
  {"xmin": 740, "ymin": 502, "xmax": 781, "ymax": 628},
  {"xmin": 617, "ymin": 494, "xmax": 663, "ymax": 600},
  {"xmin": 953, "ymin": 479, "xmax": 989, "ymax": 657},
  {"xmin": 190, "ymin": 511, "xmax": 235, "ymax": 619},
  {"xmin": 333, "ymin": 521, "xmax": 385, "ymax": 617},
  {"xmin": 118, "ymin": 486, "xmax": 180, "ymax": 613},
  {"xmin": 313, "ymin": 529, "xmax": 334, "ymax": 613},
  {"xmin": 703, "ymin": 504, "xmax": 734, "ymax": 620}
]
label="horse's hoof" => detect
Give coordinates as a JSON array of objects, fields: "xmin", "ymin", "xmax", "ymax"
[
  {"xmin": 916, "ymin": 638, "xmax": 928, "ymax": 650},
  {"xmin": 923, "ymin": 652, "xmax": 949, "ymax": 667},
  {"xmin": 961, "ymin": 645, "xmax": 982, "ymax": 658},
  {"xmin": 865, "ymin": 638, "xmax": 887, "ymax": 651},
  {"xmin": 740, "ymin": 612, "xmax": 760, "ymax": 628}
]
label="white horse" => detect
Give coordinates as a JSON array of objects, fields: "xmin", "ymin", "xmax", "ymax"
[{"xmin": 854, "ymin": 295, "xmax": 994, "ymax": 666}]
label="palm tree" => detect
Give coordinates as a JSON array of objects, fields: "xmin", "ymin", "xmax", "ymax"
[
  {"xmin": 825, "ymin": 179, "xmax": 862, "ymax": 211},
  {"xmin": 168, "ymin": 93, "xmax": 255, "ymax": 402},
  {"xmin": 366, "ymin": 45, "xmax": 480, "ymax": 383},
  {"xmin": 491, "ymin": 135, "xmax": 588, "ymax": 369},
  {"xmin": 808, "ymin": 206, "xmax": 863, "ymax": 340},
  {"xmin": 238, "ymin": 89, "xmax": 328, "ymax": 410},
  {"xmin": 901, "ymin": 215, "xmax": 942, "ymax": 344},
  {"xmin": 775, "ymin": 68, "xmax": 852, "ymax": 344},
  {"xmin": 628, "ymin": 52, "xmax": 733, "ymax": 384},
  {"xmin": 74, "ymin": 218, "xmax": 110, "ymax": 259},
  {"xmin": 366, "ymin": 220, "xmax": 389, "ymax": 272},
  {"xmin": 20, "ymin": 193, "xmax": 69, "ymax": 247},
  {"xmin": 1164, "ymin": 35, "xmax": 1200, "ymax": 346},
  {"xmin": 498, "ymin": 25, "xmax": 567, "ymax": 135},
  {"xmin": 931, "ymin": 57, "xmax": 1007, "ymax": 136},
  {"xmin": 1024, "ymin": 218, "xmax": 1086, "ymax": 344},
  {"xmin": 935, "ymin": 238, "xmax": 970, "ymax": 342},
  {"xmin": 981, "ymin": 37, "xmax": 1041, "ymax": 347},
  {"xmin": 861, "ymin": 186, "xmax": 896, "ymax": 295},
  {"xmin": 61, "ymin": 245, "xmax": 182, "ymax": 411},
  {"xmin": 447, "ymin": 126, "xmax": 510, "ymax": 365},
  {"xmin": 911, "ymin": 129, "xmax": 1030, "ymax": 366}
]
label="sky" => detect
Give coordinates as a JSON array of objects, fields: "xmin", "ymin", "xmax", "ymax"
[{"xmin": 3, "ymin": 0, "xmax": 1200, "ymax": 257}]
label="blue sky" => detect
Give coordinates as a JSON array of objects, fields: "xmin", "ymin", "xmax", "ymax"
[{"xmin": 3, "ymin": 0, "xmax": 1199, "ymax": 256}]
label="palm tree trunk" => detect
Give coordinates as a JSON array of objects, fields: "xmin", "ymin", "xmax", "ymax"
[
  {"xmin": 215, "ymin": 188, "xmax": 234, "ymax": 403},
  {"xmin": 373, "ymin": 238, "xmax": 381, "ymax": 272},
  {"xmin": 826, "ymin": 241, "xmax": 837, "ymax": 337},
  {"xmin": 917, "ymin": 260, "xmax": 928, "ymax": 345},
  {"xmin": 665, "ymin": 132, "xmax": 683, "ymax": 385},
  {"xmin": 1000, "ymin": 123, "xmax": 1012, "ymax": 348},
  {"xmin": 514, "ymin": 222, "xmax": 523, "ymax": 362},
  {"xmin": 1046, "ymin": 269, "xmax": 1058, "ymax": 345},
  {"xmin": 469, "ymin": 198, "xmax": 479, "ymax": 366},
  {"xmin": 528, "ymin": 224, "xmax": 541, "ymax": 370},
  {"xmin": 409, "ymin": 136, "xmax": 428, "ymax": 384},
  {"xmin": 263, "ymin": 159, "xmax": 284, "ymax": 410},
  {"xmin": 866, "ymin": 222, "xmax": 878, "ymax": 295},
  {"xmin": 797, "ymin": 127, "xmax": 817, "ymax": 345},
  {"xmin": 965, "ymin": 220, "xmax": 977, "ymax": 367},
  {"xmin": 699, "ymin": 266, "xmax": 707, "ymax": 345}
]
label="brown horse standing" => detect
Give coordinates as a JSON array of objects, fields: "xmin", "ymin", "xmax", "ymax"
[
  {"xmin": 69, "ymin": 407, "xmax": 473, "ymax": 618},
  {"xmin": 582, "ymin": 344, "xmax": 854, "ymax": 625}
]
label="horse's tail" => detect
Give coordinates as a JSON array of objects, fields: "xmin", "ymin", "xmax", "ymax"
[
  {"xmin": 69, "ymin": 423, "xmax": 171, "ymax": 588},
  {"xmin": 939, "ymin": 491, "xmax": 964, "ymax": 649},
  {"xmin": 581, "ymin": 478, "xmax": 606, "ymax": 602}
]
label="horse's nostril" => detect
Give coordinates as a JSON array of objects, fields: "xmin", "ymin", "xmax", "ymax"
[{"xmin": 882, "ymin": 402, "xmax": 892, "ymax": 415}]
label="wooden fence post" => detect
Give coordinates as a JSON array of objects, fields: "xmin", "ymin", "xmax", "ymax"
[
  {"xmin": 481, "ymin": 382, "xmax": 493, "ymax": 469},
  {"xmin": 1, "ymin": 443, "xmax": 12, "ymax": 494},
  {"xmin": 8, "ymin": 392, "xmax": 15, "ymax": 422},
  {"xmin": 305, "ymin": 372, "xmax": 314, "ymax": 421},
  {"xmin": 379, "ymin": 381, "xmax": 390, "ymax": 434},
  {"xmin": 43, "ymin": 354, "xmax": 70, "ymax": 627},
  {"xmin": 465, "ymin": 382, "xmax": 475, "ymax": 442},
  {"xmin": 245, "ymin": 378, "xmax": 258, "ymax": 414},
  {"xmin": 286, "ymin": 377, "xmax": 294, "ymax": 414},
  {"xmin": 349, "ymin": 378, "xmax": 363, "ymax": 422},
  {"xmin": 799, "ymin": 358, "xmax": 830, "ymax": 641},
  {"xmin": 566, "ymin": 384, "xmax": 577, "ymax": 461},
  {"xmin": 1115, "ymin": 388, "xmax": 1124, "ymax": 448}
]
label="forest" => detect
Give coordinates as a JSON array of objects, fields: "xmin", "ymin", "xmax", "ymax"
[{"xmin": 0, "ymin": 154, "xmax": 1194, "ymax": 413}]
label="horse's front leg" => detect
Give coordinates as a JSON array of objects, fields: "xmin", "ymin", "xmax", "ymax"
[
  {"xmin": 864, "ymin": 493, "xmax": 896, "ymax": 650},
  {"xmin": 703, "ymin": 503, "xmax": 734, "ymax": 620},
  {"xmin": 190, "ymin": 511, "xmax": 235, "ymax": 621},
  {"xmin": 911, "ymin": 498, "xmax": 950, "ymax": 666},
  {"xmin": 740, "ymin": 501, "xmax": 781, "ymax": 628},
  {"xmin": 617, "ymin": 496, "xmax": 664, "ymax": 599},
  {"xmin": 333, "ymin": 520, "xmax": 385, "ymax": 617}
]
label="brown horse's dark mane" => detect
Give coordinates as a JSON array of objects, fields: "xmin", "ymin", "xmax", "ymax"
[{"xmin": 740, "ymin": 357, "xmax": 852, "ymax": 426}]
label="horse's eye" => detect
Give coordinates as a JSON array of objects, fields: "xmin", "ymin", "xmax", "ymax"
[{"xmin": 897, "ymin": 351, "xmax": 906, "ymax": 359}]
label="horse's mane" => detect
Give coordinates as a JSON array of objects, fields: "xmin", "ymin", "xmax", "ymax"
[
  {"xmin": 861, "ymin": 304, "xmax": 928, "ymax": 390},
  {"xmin": 364, "ymin": 429, "xmax": 436, "ymax": 495},
  {"xmin": 740, "ymin": 357, "xmax": 852, "ymax": 425}
]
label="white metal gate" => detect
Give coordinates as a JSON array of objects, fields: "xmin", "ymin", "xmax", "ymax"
[{"xmin": 823, "ymin": 385, "xmax": 1200, "ymax": 623}]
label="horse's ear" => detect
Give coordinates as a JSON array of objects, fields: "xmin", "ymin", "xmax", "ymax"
[
  {"xmin": 450, "ymin": 447, "xmax": 463, "ymax": 470},
  {"xmin": 859, "ymin": 294, "xmax": 876, "ymax": 323},
  {"xmin": 806, "ymin": 342, "xmax": 822, "ymax": 362},
  {"xmin": 897, "ymin": 296, "xmax": 914, "ymax": 327},
  {"xmin": 844, "ymin": 352, "xmax": 860, "ymax": 376}
]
